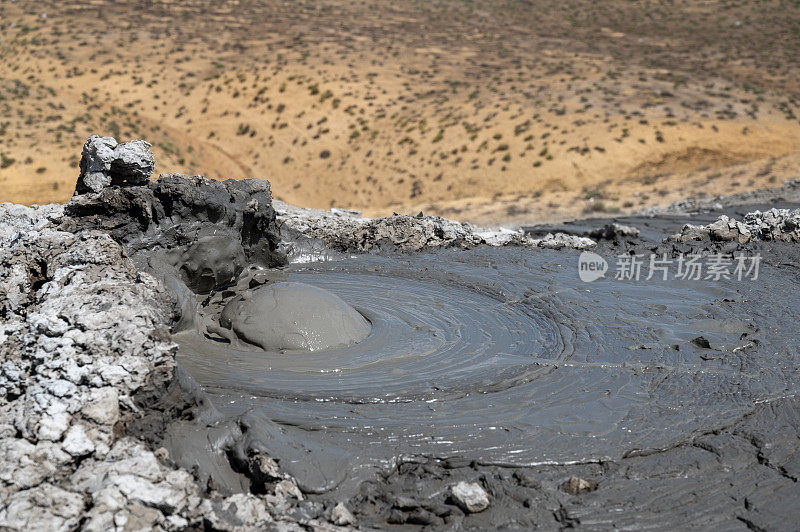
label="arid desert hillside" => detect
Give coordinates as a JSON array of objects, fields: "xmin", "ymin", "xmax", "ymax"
[{"xmin": 1, "ymin": 0, "xmax": 799, "ymax": 224}]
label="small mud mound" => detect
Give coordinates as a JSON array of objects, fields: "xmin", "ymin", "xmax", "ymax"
[{"xmin": 218, "ymin": 281, "xmax": 372, "ymax": 351}]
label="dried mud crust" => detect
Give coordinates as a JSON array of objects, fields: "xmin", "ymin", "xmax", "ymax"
[
  {"xmin": 275, "ymin": 200, "xmax": 595, "ymax": 260},
  {"xmin": 63, "ymin": 173, "xmax": 285, "ymax": 269},
  {"xmin": 668, "ymin": 207, "xmax": 800, "ymax": 244}
]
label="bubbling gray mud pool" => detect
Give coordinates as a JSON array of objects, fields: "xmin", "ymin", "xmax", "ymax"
[
  {"xmin": 173, "ymin": 245, "xmax": 800, "ymax": 501},
  {"xmin": 36, "ymin": 157, "xmax": 800, "ymax": 528}
]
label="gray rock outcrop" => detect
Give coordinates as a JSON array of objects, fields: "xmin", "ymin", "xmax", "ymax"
[
  {"xmin": 588, "ymin": 222, "xmax": 640, "ymax": 240},
  {"xmin": 669, "ymin": 208, "xmax": 800, "ymax": 243},
  {"xmin": 275, "ymin": 200, "xmax": 596, "ymax": 260},
  {"xmin": 64, "ymin": 173, "xmax": 285, "ymax": 326},
  {"xmin": 450, "ymin": 481, "xmax": 490, "ymax": 513},
  {"xmin": 75, "ymin": 136, "xmax": 155, "ymax": 194},
  {"xmin": 67, "ymin": 173, "xmax": 283, "ymax": 266}
]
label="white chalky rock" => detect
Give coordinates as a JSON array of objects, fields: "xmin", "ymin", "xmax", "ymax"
[
  {"xmin": 81, "ymin": 388, "xmax": 120, "ymax": 425},
  {"xmin": 62, "ymin": 424, "xmax": 96, "ymax": 457},
  {"xmin": 330, "ymin": 502, "xmax": 356, "ymax": 525},
  {"xmin": 0, "ymin": 483, "xmax": 85, "ymax": 532},
  {"xmin": 37, "ymin": 412, "xmax": 70, "ymax": 441},
  {"xmin": 75, "ymin": 136, "xmax": 154, "ymax": 194},
  {"xmin": 451, "ymin": 481, "xmax": 490, "ymax": 513}
]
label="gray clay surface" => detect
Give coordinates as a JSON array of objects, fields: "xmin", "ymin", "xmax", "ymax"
[{"xmin": 219, "ymin": 282, "xmax": 371, "ymax": 351}]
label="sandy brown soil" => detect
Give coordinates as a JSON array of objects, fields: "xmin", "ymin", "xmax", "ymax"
[{"xmin": 1, "ymin": 0, "xmax": 799, "ymax": 224}]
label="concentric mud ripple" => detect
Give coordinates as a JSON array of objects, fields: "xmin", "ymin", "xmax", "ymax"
[
  {"xmin": 174, "ymin": 247, "xmax": 800, "ymax": 494},
  {"xmin": 178, "ymin": 271, "xmax": 574, "ymax": 403}
]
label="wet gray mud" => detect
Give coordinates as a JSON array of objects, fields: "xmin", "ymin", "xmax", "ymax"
[
  {"xmin": 64, "ymin": 173, "xmax": 800, "ymax": 529},
  {"xmin": 215, "ymin": 281, "xmax": 372, "ymax": 351},
  {"xmin": 174, "ymin": 234, "xmax": 800, "ymax": 528}
]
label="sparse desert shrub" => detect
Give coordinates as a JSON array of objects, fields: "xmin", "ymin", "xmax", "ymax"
[
  {"xmin": 584, "ymin": 189, "xmax": 604, "ymax": 200},
  {"xmin": 584, "ymin": 201, "xmax": 607, "ymax": 213}
]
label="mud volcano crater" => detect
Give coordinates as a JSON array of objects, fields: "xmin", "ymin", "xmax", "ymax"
[
  {"xmin": 61, "ymin": 164, "xmax": 800, "ymax": 529},
  {"xmin": 178, "ymin": 259, "xmax": 562, "ymax": 404},
  {"xmin": 172, "ymin": 244, "xmax": 800, "ymax": 497}
]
